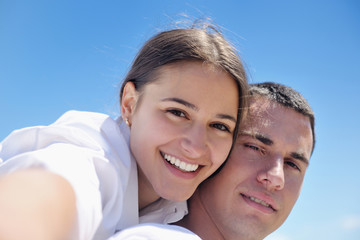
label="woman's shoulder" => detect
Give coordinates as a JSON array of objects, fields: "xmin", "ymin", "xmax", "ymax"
[{"xmin": 53, "ymin": 110, "xmax": 114, "ymax": 128}]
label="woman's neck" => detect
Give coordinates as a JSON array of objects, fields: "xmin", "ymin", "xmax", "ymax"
[{"xmin": 137, "ymin": 166, "xmax": 160, "ymax": 210}]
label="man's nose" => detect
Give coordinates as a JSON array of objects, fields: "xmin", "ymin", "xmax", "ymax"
[{"xmin": 257, "ymin": 154, "xmax": 285, "ymax": 191}]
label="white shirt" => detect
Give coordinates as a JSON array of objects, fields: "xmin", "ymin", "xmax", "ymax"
[
  {"xmin": 0, "ymin": 111, "xmax": 187, "ymax": 240},
  {"xmin": 107, "ymin": 223, "xmax": 201, "ymax": 240}
]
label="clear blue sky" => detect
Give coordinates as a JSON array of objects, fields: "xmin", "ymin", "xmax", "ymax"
[{"xmin": 1, "ymin": 1, "xmax": 359, "ymax": 239}]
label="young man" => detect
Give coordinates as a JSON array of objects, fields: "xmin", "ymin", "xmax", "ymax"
[{"xmin": 110, "ymin": 82, "xmax": 315, "ymax": 240}]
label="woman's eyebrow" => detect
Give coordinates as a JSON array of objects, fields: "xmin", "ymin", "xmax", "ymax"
[
  {"xmin": 161, "ymin": 97, "xmax": 198, "ymax": 111},
  {"xmin": 215, "ymin": 114, "xmax": 236, "ymax": 123},
  {"xmin": 161, "ymin": 97, "xmax": 236, "ymax": 123}
]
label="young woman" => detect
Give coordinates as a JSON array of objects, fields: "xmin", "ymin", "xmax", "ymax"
[{"xmin": 0, "ymin": 22, "xmax": 248, "ymax": 240}]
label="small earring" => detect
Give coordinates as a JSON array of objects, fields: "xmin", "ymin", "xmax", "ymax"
[{"xmin": 125, "ymin": 118, "xmax": 130, "ymax": 126}]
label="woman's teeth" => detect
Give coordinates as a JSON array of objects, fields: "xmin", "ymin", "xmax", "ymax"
[{"xmin": 163, "ymin": 153, "xmax": 199, "ymax": 172}]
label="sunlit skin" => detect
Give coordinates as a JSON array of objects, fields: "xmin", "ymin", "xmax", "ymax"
[
  {"xmin": 121, "ymin": 61, "xmax": 239, "ymax": 209},
  {"xmin": 177, "ymin": 97, "xmax": 313, "ymax": 240}
]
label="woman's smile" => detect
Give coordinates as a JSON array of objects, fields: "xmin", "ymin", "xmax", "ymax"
[{"xmin": 161, "ymin": 152, "xmax": 199, "ymax": 172}]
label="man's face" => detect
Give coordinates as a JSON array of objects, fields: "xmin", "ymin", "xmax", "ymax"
[{"xmin": 198, "ymin": 97, "xmax": 313, "ymax": 240}]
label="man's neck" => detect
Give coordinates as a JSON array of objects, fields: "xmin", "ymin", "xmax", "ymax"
[{"xmin": 175, "ymin": 189, "xmax": 226, "ymax": 240}]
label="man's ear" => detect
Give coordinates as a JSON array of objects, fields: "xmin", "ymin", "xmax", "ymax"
[{"xmin": 121, "ymin": 82, "xmax": 138, "ymax": 123}]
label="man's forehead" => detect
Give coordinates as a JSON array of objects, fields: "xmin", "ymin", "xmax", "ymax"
[
  {"xmin": 242, "ymin": 97, "xmax": 278, "ymax": 130},
  {"xmin": 249, "ymin": 97, "xmax": 278, "ymax": 115},
  {"xmin": 240, "ymin": 96, "xmax": 313, "ymax": 161}
]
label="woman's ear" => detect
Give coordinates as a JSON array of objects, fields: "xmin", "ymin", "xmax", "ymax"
[{"xmin": 121, "ymin": 82, "xmax": 138, "ymax": 123}]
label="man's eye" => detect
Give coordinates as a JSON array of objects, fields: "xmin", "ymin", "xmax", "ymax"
[
  {"xmin": 285, "ymin": 161, "xmax": 300, "ymax": 171},
  {"xmin": 244, "ymin": 143, "xmax": 259, "ymax": 151},
  {"xmin": 166, "ymin": 109, "xmax": 187, "ymax": 118},
  {"xmin": 211, "ymin": 123, "xmax": 230, "ymax": 132},
  {"xmin": 244, "ymin": 143, "xmax": 266, "ymax": 155}
]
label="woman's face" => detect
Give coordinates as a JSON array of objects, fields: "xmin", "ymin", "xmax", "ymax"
[{"xmin": 122, "ymin": 61, "xmax": 239, "ymax": 202}]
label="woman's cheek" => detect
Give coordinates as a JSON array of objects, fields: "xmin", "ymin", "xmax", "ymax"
[{"xmin": 213, "ymin": 138, "xmax": 233, "ymax": 165}]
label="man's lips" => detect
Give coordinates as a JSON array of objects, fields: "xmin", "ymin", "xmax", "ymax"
[{"xmin": 241, "ymin": 193, "xmax": 277, "ymax": 212}]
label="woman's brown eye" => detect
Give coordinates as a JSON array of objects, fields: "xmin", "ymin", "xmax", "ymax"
[
  {"xmin": 166, "ymin": 109, "xmax": 186, "ymax": 118},
  {"xmin": 211, "ymin": 123, "xmax": 230, "ymax": 132}
]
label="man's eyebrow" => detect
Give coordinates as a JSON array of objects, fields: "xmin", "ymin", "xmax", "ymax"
[
  {"xmin": 240, "ymin": 131, "xmax": 310, "ymax": 165},
  {"xmin": 254, "ymin": 133, "xmax": 273, "ymax": 146},
  {"xmin": 161, "ymin": 97, "xmax": 237, "ymax": 123},
  {"xmin": 161, "ymin": 98, "xmax": 198, "ymax": 111},
  {"xmin": 239, "ymin": 131, "xmax": 273, "ymax": 145},
  {"xmin": 291, "ymin": 152, "xmax": 309, "ymax": 165}
]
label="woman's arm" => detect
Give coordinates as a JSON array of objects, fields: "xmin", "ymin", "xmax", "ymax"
[{"xmin": 0, "ymin": 169, "xmax": 77, "ymax": 240}]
